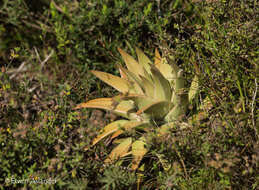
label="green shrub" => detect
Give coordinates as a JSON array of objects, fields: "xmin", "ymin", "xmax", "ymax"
[{"xmin": 0, "ymin": 0, "xmax": 258, "ymax": 189}]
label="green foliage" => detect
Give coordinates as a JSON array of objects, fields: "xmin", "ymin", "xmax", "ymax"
[
  {"xmin": 99, "ymin": 166, "xmax": 137, "ymax": 190},
  {"xmin": 0, "ymin": 0, "xmax": 258, "ymax": 189},
  {"xmin": 0, "ymin": 0, "xmax": 204, "ymax": 69}
]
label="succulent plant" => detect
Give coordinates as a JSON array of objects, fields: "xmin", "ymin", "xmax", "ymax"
[{"xmin": 75, "ymin": 47, "xmax": 199, "ymax": 171}]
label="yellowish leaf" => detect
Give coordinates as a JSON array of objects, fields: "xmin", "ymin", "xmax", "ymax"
[
  {"xmin": 118, "ymin": 94, "xmax": 158, "ymax": 110},
  {"xmin": 157, "ymin": 122, "xmax": 177, "ymax": 136},
  {"xmin": 110, "ymin": 121, "xmax": 149, "ymax": 140},
  {"xmin": 92, "ymin": 120, "xmax": 129, "ymax": 146},
  {"xmin": 154, "ymin": 48, "xmax": 162, "ymax": 65},
  {"xmin": 104, "ymin": 137, "xmax": 132, "ymax": 163},
  {"xmin": 156, "ymin": 153, "xmax": 171, "ymax": 171},
  {"xmin": 74, "ymin": 98, "xmax": 135, "ymax": 119},
  {"xmin": 136, "ymin": 100, "xmax": 173, "ymax": 119},
  {"xmin": 137, "ymin": 164, "xmax": 145, "ymax": 190},
  {"xmin": 119, "ymin": 67, "xmax": 128, "ymax": 79},
  {"xmin": 118, "ymin": 48, "xmax": 144, "ymax": 77},
  {"xmin": 188, "ymin": 75, "xmax": 199, "ymax": 103},
  {"xmin": 135, "ymin": 47, "xmax": 152, "ymax": 75},
  {"xmin": 139, "ymin": 75, "xmax": 154, "ymax": 98},
  {"xmin": 155, "ymin": 62, "xmax": 175, "ymax": 84},
  {"xmin": 91, "ymin": 70, "xmax": 129, "ymax": 93},
  {"xmin": 171, "ymin": 69, "xmax": 186, "ymax": 105},
  {"xmin": 151, "ymin": 66, "xmax": 172, "ymax": 101},
  {"xmin": 142, "ymin": 68, "xmax": 153, "ymax": 82},
  {"xmin": 165, "ymin": 103, "xmax": 187, "ymax": 122},
  {"xmin": 132, "ymin": 137, "xmax": 148, "ymax": 170},
  {"xmin": 119, "ymin": 67, "xmax": 144, "ymax": 94}
]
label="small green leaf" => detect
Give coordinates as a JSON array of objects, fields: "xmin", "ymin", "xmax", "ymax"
[{"xmin": 144, "ymin": 3, "xmax": 152, "ymax": 16}]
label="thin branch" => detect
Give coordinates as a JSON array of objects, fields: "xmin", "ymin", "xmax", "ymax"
[
  {"xmin": 22, "ymin": 20, "xmax": 53, "ymax": 33},
  {"xmin": 173, "ymin": 145, "xmax": 189, "ymax": 179},
  {"xmin": 9, "ymin": 62, "xmax": 27, "ymax": 79},
  {"xmin": 34, "ymin": 47, "xmax": 42, "ymax": 63},
  {"xmin": 251, "ymin": 78, "xmax": 258, "ymax": 139},
  {"xmin": 40, "ymin": 50, "xmax": 54, "ymax": 69},
  {"xmin": 7, "ymin": 50, "xmax": 53, "ymax": 79}
]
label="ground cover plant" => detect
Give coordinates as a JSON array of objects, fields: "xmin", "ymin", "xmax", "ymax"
[{"xmin": 0, "ymin": 0, "xmax": 258, "ymax": 189}]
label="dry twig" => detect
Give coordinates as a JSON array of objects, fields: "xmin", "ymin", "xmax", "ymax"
[
  {"xmin": 40, "ymin": 50, "xmax": 54, "ymax": 69},
  {"xmin": 251, "ymin": 78, "xmax": 258, "ymax": 139},
  {"xmin": 9, "ymin": 62, "xmax": 27, "ymax": 79}
]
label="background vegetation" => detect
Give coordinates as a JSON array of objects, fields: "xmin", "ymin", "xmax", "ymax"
[{"xmin": 0, "ymin": 0, "xmax": 258, "ymax": 189}]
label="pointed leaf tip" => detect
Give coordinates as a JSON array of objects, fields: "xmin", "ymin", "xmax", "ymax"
[
  {"xmin": 91, "ymin": 70, "xmax": 130, "ymax": 93},
  {"xmin": 188, "ymin": 75, "xmax": 199, "ymax": 103},
  {"xmin": 154, "ymin": 48, "xmax": 162, "ymax": 65},
  {"xmin": 118, "ymin": 48, "xmax": 144, "ymax": 76}
]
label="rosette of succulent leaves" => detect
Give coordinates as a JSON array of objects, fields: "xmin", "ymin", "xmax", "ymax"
[{"xmin": 75, "ymin": 47, "xmax": 204, "ymax": 171}]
